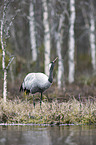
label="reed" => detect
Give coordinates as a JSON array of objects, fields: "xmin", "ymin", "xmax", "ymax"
[{"xmin": 0, "ymin": 97, "xmax": 96, "ymax": 125}]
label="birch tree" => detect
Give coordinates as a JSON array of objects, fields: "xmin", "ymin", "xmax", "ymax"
[
  {"xmin": 89, "ymin": 0, "xmax": 96, "ymax": 70},
  {"xmin": 29, "ymin": 0, "xmax": 37, "ymax": 61},
  {"xmin": 1, "ymin": 21, "xmax": 7, "ymax": 102},
  {"xmin": 56, "ymin": 13, "xmax": 65, "ymax": 88},
  {"xmin": 1, "ymin": 0, "xmax": 14, "ymax": 102},
  {"xmin": 42, "ymin": 0, "xmax": 51, "ymax": 76},
  {"xmin": 68, "ymin": 0, "xmax": 75, "ymax": 83},
  {"xmin": 81, "ymin": 1, "xmax": 96, "ymax": 71},
  {"xmin": 1, "ymin": 0, "xmax": 8, "ymax": 102}
]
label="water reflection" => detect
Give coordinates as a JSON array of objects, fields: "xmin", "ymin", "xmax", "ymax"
[{"xmin": 0, "ymin": 125, "xmax": 96, "ymax": 145}]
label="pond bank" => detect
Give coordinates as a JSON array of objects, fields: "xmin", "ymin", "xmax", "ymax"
[
  {"xmin": 0, "ymin": 98, "xmax": 96, "ymax": 125},
  {"xmin": 0, "ymin": 123, "xmax": 81, "ymax": 126}
]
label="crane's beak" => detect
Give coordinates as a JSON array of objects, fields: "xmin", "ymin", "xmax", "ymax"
[{"xmin": 53, "ymin": 57, "xmax": 58, "ymax": 63}]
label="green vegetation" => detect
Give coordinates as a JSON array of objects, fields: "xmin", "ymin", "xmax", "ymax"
[
  {"xmin": 77, "ymin": 74, "xmax": 96, "ymax": 86},
  {"xmin": 0, "ymin": 97, "xmax": 96, "ymax": 125}
]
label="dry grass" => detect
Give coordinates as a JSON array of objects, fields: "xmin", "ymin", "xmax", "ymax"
[{"xmin": 0, "ymin": 97, "xmax": 96, "ymax": 125}]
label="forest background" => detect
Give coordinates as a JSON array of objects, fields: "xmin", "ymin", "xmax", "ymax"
[{"xmin": 0, "ymin": 0, "xmax": 96, "ymax": 102}]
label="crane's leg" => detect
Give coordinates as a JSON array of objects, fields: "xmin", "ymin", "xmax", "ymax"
[
  {"xmin": 40, "ymin": 92, "xmax": 42, "ymax": 108},
  {"xmin": 24, "ymin": 90, "xmax": 27, "ymax": 102},
  {"xmin": 33, "ymin": 95, "xmax": 35, "ymax": 108}
]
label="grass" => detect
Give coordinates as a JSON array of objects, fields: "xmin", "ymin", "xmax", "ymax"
[{"xmin": 0, "ymin": 97, "xmax": 96, "ymax": 125}]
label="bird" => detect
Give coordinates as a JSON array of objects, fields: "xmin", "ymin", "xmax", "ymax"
[{"xmin": 19, "ymin": 57, "xmax": 58, "ymax": 108}]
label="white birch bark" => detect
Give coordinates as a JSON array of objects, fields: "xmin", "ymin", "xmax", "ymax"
[
  {"xmin": 68, "ymin": 0, "xmax": 75, "ymax": 83},
  {"xmin": 29, "ymin": 0, "xmax": 37, "ymax": 61},
  {"xmin": 3, "ymin": 69, "xmax": 7, "ymax": 102},
  {"xmin": 89, "ymin": 2, "xmax": 96, "ymax": 70},
  {"xmin": 90, "ymin": 17, "xmax": 96, "ymax": 70},
  {"xmin": 42, "ymin": 0, "xmax": 51, "ymax": 76},
  {"xmin": 1, "ymin": 19, "xmax": 7, "ymax": 102},
  {"xmin": 81, "ymin": 3, "xmax": 96, "ymax": 70},
  {"xmin": 56, "ymin": 14, "xmax": 64, "ymax": 88},
  {"xmin": 57, "ymin": 36, "xmax": 64, "ymax": 88},
  {"xmin": 1, "ymin": 0, "xmax": 14, "ymax": 102}
]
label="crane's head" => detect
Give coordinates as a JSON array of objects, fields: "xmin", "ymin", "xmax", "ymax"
[
  {"xmin": 49, "ymin": 57, "xmax": 58, "ymax": 71},
  {"xmin": 52, "ymin": 57, "xmax": 58, "ymax": 63}
]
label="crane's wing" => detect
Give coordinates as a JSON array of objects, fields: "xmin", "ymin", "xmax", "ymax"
[
  {"xmin": 35, "ymin": 73, "xmax": 51, "ymax": 91},
  {"xmin": 22, "ymin": 73, "xmax": 36, "ymax": 91},
  {"xmin": 24, "ymin": 73, "xmax": 35, "ymax": 82}
]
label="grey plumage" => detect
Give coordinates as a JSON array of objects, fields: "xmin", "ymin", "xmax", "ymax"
[{"xmin": 20, "ymin": 57, "xmax": 58, "ymax": 107}]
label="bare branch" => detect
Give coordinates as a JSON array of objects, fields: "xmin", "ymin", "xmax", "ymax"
[{"xmin": 6, "ymin": 56, "xmax": 14, "ymax": 70}]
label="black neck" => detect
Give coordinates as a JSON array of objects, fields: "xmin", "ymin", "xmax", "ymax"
[
  {"xmin": 48, "ymin": 71, "xmax": 53, "ymax": 83},
  {"xmin": 48, "ymin": 63, "xmax": 54, "ymax": 83}
]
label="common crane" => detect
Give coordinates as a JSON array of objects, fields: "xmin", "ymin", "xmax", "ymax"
[{"xmin": 19, "ymin": 57, "xmax": 58, "ymax": 108}]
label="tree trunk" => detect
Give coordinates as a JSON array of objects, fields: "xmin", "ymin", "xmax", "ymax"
[
  {"xmin": 56, "ymin": 14, "xmax": 64, "ymax": 88},
  {"xmin": 29, "ymin": 0, "xmax": 37, "ymax": 61},
  {"xmin": 1, "ymin": 20, "xmax": 7, "ymax": 102},
  {"xmin": 3, "ymin": 69, "xmax": 7, "ymax": 102},
  {"xmin": 68, "ymin": 0, "xmax": 75, "ymax": 83},
  {"xmin": 89, "ymin": 1, "xmax": 96, "ymax": 70},
  {"xmin": 81, "ymin": 1, "xmax": 96, "ymax": 71},
  {"xmin": 42, "ymin": 0, "xmax": 51, "ymax": 76},
  {"xmin": 57, "ymin": 36, "xmax": 64, "ymax": 88},
  {"xmin": 89, "ymin": 16, "xmax": 96, "ymax": 70}
]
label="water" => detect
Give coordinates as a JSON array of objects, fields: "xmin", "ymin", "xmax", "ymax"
[{"xmin": 0, "ymin": 125, "xmax": 96, "ymax": 145}]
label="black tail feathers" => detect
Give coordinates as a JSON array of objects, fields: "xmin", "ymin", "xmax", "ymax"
[
  {"xmin": 19, "ymin": 84, "xmax": 30, "ymax": 94},
  {"xmin": 19, "ymin": 84, "xmax": 23, "ymax": 92}
]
